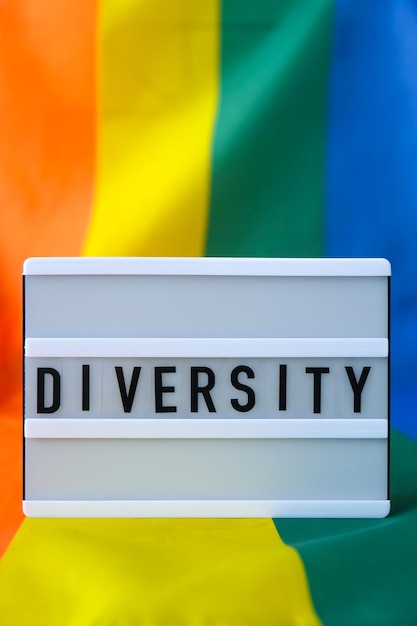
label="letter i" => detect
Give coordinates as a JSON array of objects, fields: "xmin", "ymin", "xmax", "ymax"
[
  {"xmin": 82, "ymin": 364, "xmax": 90, "ymax": 411},
  {"xmin": 279, "ymin": 364, "xmax": 287, "ymax": 411}
]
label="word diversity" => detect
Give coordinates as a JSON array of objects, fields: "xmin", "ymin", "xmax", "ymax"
[{"xmin": 33, "ymin": 359, "xmax": 375, "ymax": 417}]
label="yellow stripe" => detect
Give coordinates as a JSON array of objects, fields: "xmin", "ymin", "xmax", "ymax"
[
  {"xmin": 83, "ymin": 0, "xmax": 219, "ymax": 256},
  {"xmin": 0, "ymin": 518, "xmax": 320, "ymax": 624}
]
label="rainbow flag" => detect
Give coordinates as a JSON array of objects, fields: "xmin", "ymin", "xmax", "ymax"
[{"xmin": 1, "ymin": 0, "xmax": 417, "ymax": 623}]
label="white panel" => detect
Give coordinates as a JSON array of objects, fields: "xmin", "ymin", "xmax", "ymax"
[
  {"xmin": 25, "ymin": 337, "xmax": 389, "ymax": 358},
  {"xmin": 25, "ymin": 438, "xmax": 388, "ymax": 501},
  {"xmin": 24, "ymin": 275, "xmax": 388, "ymax": 339},
  {"xmin": 23, "ymin": 256, "xmax": 391, "ymax": 276},
  {"xmin": 23, "ymin": 257, "xmax": 390, "ymax": 518},
  {"xmin": 23, "ymin": 500, "xmax": 391, "ymax": 519},
  {"xmin": 24, "ymin": 418, "xmax": 388, "ymax": 439}
]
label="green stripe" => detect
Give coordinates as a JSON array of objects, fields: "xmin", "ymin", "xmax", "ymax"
[
  {"xmin": 276, "ymin": 430, "xmax": 417, "ymax": 625},
  {"xmin": 206, "ymin": 0, "xmax": 333, "ymax": 257}
]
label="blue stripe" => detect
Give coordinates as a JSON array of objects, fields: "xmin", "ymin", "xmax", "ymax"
[{"xmin": 326, "ymin": 0, "xmax": 417, "ymax": 438}]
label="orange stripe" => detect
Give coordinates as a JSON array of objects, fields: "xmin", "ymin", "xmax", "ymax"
[{"xmin": 0, "ymin": 0, "xmax": 96, "ymax": 556}]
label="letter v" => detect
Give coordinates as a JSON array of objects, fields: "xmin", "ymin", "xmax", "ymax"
[{"xmin": 115, "ymin": 366, "xmax": 141, "ymax": 413}]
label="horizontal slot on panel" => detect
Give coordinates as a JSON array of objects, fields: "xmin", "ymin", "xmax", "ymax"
[
  {"xmin": 25, "ymin": 337, "xmax": 389, "ymax": 358},
  {"xmin": 24, "ymin": 418, "xmax": 388, "ymax": 439},
  {"xmin": 23, "ymin": 499, "xmax": 391, "ymax": 518}
]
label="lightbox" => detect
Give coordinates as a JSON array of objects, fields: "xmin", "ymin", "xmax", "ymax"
[{"xmin": 23, "ymin": 257, "xmax": 390, "ymax": 518}]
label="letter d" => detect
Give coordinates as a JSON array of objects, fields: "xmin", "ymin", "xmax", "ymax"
[{"xmin": 37, "ymin": 368, "xmax": 61, "ymax": 413}]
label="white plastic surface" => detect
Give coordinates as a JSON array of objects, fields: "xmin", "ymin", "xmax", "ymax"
[
  {"xmin": 23, "ymin": 256, "xmax": 391, "ymax": 276},
  {"xmin": 25, "ymin": 337, "xmax": 388, "ymax": 358},
  {"xmin": 25, "ymin": 274, "xmax": 388, "ymax": 339},
  {"xmin": 23, "ymin": 257, "xmax": 390, "ymax": 518},
  {"xmin": 24, "ymin": 418, "xmax": 388, "ymax": 439},
  {"xmin": 23, "ymin": 500, "xmax": 391, "ymax": 519},
  {"xmin": 25, "ymin": 438, "xmax": 387, "ymax": 501}
]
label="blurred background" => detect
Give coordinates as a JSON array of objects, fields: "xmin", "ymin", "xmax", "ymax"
[{"xmin": 1, "ymin": 1, "xmax": 417, "ymax": 624}]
